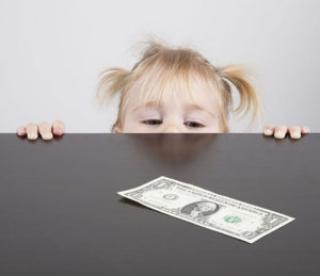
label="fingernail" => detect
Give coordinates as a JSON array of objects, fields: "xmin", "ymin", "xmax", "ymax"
[
  {"xmin": 275, "ymin": 133, "xmax": 285, "ymax": 139},
  {"xmin": 264, "ymin": 129, "xmax": 272, "ymax": 135},
  {"xmin": 55, "ymin": 128, "xmax": 62, "ymax": 135},
  {"xmin": 291, "ymin": 132, "xmax": 301, "ymax": 139},
  {"xmin": 43, "ymin": 133, "xmax": 53, "ymax": 140}
]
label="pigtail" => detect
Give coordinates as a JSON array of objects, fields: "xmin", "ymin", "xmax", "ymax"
[
  {"xmin": 217, "ymin": 64, "xmax": 262, "ymax": 125},
  {"xmin": 96, "ymin": 67, "xmax": 130, "ymax": 107}
]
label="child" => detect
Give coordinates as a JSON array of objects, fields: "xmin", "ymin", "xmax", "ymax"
[{"xmin": 16, "ymin": 39, "xmax": 310, "ymax": 140}]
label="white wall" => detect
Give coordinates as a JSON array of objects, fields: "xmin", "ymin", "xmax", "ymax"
[{"xmin": 1, "ymin": 0, "xmax": 319, "ymax": 133}]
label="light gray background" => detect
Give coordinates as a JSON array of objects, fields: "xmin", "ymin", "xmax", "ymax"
[{"xmin": 0, "ymin": 0, "xmax": 319, "ymax": 133}]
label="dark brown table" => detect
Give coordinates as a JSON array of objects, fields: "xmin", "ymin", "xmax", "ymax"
[{"xmin": 0, "ymin": 133, "xmax": 319, "ymax": 275}]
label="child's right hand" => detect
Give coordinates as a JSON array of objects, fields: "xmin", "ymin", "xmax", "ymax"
[{"xmin": 16, "ymin": 120, "xmax": 65, "ymax": 141}]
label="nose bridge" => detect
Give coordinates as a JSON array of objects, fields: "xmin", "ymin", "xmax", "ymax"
[
  {"xmin": 162, "ymin": 118, "xmax": 183, "ymax": 133},
  {"xmin": 163, "ymin": 124, "xmax": 180, "ymax": 133},
  {"xmin": 161, "ymin": 94, "xmax": 184, "ymax": 133}
]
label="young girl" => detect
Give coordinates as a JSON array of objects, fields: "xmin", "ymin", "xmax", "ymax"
[{"xmin": 16, "ymin": 39, "xmax": 310, "ymax": 140}]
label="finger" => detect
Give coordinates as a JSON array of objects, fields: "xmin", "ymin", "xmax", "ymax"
[
  {"xmin": 288, "ymin": 126, "xmax": 301, "ymax": 140},
  {"xmin": 52, "ymin": 120, "xmax": 65, "ymax": 136},
  {"xmin": 301, "ymin": 126, "xmax": 311, "ymax": 134},
  {"xmin": 274, "ymin": 125, "xmax": 288, "ymax": 139},
  {"xmin": 263, "ymin": 124, "xmax": 274, "ymax": 136},
  {"xmin": 38, "ymin": 122, "xmax": 53, "ymax": 140},
  {"xmin": 16, "ymin": 126, "xmax": 27, "ymax": 137},
  {"xmin": 26, "ymin": 123, "xmax": 39, "ymax": 140}
]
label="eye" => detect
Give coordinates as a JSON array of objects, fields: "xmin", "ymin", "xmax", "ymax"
[
  {"xmin": 185, "ymin": 121, "xmax": 205, "ymax": 128},
  {"xmin": 141, "ymin": 119, "xmax": 162, "ymax": 126}
]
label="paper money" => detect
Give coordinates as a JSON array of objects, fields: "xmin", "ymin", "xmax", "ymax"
[{"xmin": 118, "ymin": 176, "xmax": 295, "ymax": 243}]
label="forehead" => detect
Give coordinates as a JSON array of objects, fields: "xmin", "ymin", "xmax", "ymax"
[{"xmin": 124, "ymin": 67, "xmax": 222, "ymax": 113}]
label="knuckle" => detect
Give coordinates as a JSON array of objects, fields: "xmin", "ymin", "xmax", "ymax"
[
  {"xmin": 274, "ymin": 126, "xmax": 287, "ymax": 134},
  {"xmin": 291, "ymin": 126, "xmax": 300, "ymax": 132},
  {"xmin": 39, "ymin": 121, "xmax": 50, "ymax": 127},
  {"xmin": 39, "ymin": 122, "xmax": 51, "ymax": 131},
  {"xmin": 26, "ymin": 122, "xmax": 37, "ymax": 129},
  {"xmin": 277, "ymin": 125, "xmax": 287, "ymax": 130}
]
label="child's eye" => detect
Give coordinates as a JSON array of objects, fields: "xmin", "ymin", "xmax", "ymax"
[
  {"xmin": 185, "ymin": 121, "xmax": 205, "ymax": 128},
  {"xmin": 141, "ymin": 119, "xmax": 162, "ymax": 126}
]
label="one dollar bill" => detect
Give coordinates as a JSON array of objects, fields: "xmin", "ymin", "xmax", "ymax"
[{"xmin": 118, "ymin": 176, "xmax": 295, "ymax": 243}]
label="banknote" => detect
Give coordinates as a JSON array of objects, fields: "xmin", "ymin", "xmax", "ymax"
[{"xmin": 118, "ymin": 176, "xmax": 295, "ymax": 243}]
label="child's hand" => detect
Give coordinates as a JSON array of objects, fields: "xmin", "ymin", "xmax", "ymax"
[
  {"xmin": 16, "ymin": 120, "xmax": 65, "ymax": 141},
  {"xmin": 263, "ymin": 125, "xmax": 310, "ymax": 139}
]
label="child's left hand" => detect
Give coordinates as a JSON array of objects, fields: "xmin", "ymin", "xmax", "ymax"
[{"xmin": 263, "ymin": 125, "xmax": 311, "ymax": 139}]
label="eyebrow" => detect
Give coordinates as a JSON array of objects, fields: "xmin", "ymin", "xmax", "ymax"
[
  {"xmin": 185, "ymin": 104, "xmax": 217, "ymax": 118},
  {"xmin": 132, "ymin": 101, "xmax": 217, "ymax": 118}
]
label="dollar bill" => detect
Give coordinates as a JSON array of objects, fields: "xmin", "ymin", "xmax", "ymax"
[{"xmin": 118, "ymin": 176, "xmax": 295, "ymax": 243}]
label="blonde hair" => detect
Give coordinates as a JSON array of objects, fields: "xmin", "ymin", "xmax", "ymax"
[{"xmin": 96, "ymin": 38, "xmax": 262, "ymax": 133}]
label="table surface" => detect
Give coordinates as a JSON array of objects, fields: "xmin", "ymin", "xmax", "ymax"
[{"xmin": 0, "ymin": 133, "xmax": 319, "ymax": 275}]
